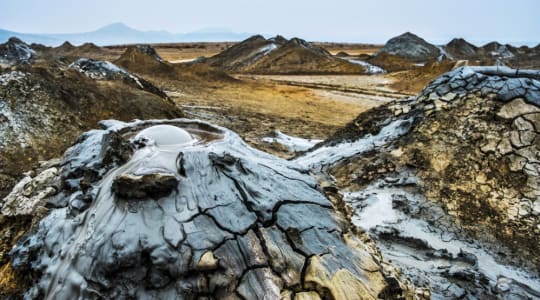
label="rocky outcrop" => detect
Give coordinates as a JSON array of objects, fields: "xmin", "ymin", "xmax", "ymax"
[
  {"xmin": 300, "ymin": 66, "xmax": 540, "ymax": 298},
  {"xmin": 204, "ymin": 35, "xmax": 366, "ymax": 74},
  {"xmin": 375, "ymin": 32, "xmax": 440, "ymax": 62},
  {"xmin": 69, "ymin": 58, "xmax": 168, "ymax": 98},
  {"xmin": 0, "ymin": 37, "xmax": 35, "ymax": 66},
  {"xmin": 5, "ymin": 119, "xmax": 416, "ymax": 299}
]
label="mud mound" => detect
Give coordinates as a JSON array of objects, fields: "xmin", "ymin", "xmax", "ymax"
[
  {"xmin": 4, "ymin": 119, "xmax": 416, "ymax": 299},
  {"xmin": 482, "ymin": 42, "xmax": 515, "ymax": 59},
  {"xmin": 203, "ymin": 35, "xmax": 281, "ymax": 71},
  {"xmin": 370, "ymin": 33, "xmax": 540, "ymax": 71},
  {"xmin": 77, "ymin": 42, "xmax": 102, "ymax": 53},
  {"xmin": 0, "ymin": 37, "xmax": 35, "ymax": 66},
  {"xmin": 69, "ymin": 58, "xmax": 167, "ymax": 98},
  {"xmin": 456, "ymin": 41, "xmax": 539, "ymax": 68},
  {"xmin": 375, "ymin": 32, "xmax": 440, "ymax": 62},
  {"xmin": 299, "ymin": 66, "xmax": 540, "ymax": 298},
  {"xmin": 133, "ymin": 44, "xmax": 163, "ymax": 61},
  {"xmin": 0, "ymin": 63, "xmax": 182, "ymax": 200},
  {"xmin": 269, "ymin": 34, "xmax": 288, "ymax": 45},
  {"xmin": 55, "ymin": 41, "xmax": 75, "ymax": 52},
  {"xmin": 51, "ymin": 41, "xmax": 76, "ymax": 58},
  {"xmin": 115, "ymin": 44, "xmax": 234, "ymax": 83},
  {"xmin": 204, "ymin": 35, "xmax": 366, "ymax": 74},
  {"xmin": 115, "ymin": 45, "xmax": 176, "ymax": 77},
  {"xmin": 444, "ymin": 38, "xmax": 478, "ymax": 58}
]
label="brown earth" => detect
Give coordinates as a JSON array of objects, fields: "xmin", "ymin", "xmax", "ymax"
[
  {"xmin": 0, "ymin": 49, "xmax": 185, "ymax": 297},
  {"xmin": 107, "ymin": 45, "xmax": 393, "ymax": 159},
  {"xmin": 168, "ymin": 78, "xmax": 380, "ymax": 158},
  {"xmin": 388, "ymin": 59, "xmax": 456, "ymax": 93}
]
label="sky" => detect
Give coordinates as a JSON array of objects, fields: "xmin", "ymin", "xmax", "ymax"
[{"xmin": 1, "ymin": 0, "xmax": 539, "ymax": 45}]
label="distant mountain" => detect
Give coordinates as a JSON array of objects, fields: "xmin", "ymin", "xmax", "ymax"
[{"xmin": 0, "ymin": 23, "xmax": 254, "ymax": 46}]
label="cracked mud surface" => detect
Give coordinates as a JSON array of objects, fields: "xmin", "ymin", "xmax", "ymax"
[
  {"xmin": 309, "ymin": 66, "xmax": 540, "ymax": 299},
  {"xmin": 5, "ymin": 119, "xmax": 416, "ymax": 299}
]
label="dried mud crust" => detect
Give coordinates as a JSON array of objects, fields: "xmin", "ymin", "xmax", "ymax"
[
  {"xmin": 322, "ymin": 66, "xmax": 540, "ymax": 272},
  {"xmin": 3, "ymin": 119, "xmax": 417, "ymax": 299}
]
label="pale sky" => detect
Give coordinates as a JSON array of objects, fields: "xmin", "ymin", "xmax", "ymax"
[{"xmin": 1, "ymin": 0, "xmax": 539, "ymax": 45}]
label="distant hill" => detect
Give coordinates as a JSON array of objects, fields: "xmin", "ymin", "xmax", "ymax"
[{"xmin": 0, "ymin": 23, "xmax": 253, "ymax": 46}]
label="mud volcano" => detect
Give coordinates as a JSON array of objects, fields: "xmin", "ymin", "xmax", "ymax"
[
  {"xmin": 8, "ymin": 119, "xmax": 412, "ymax": 299},
  {"xmin": 298, "ymin": 66, "xmax": 540, "ymax": 298}
]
